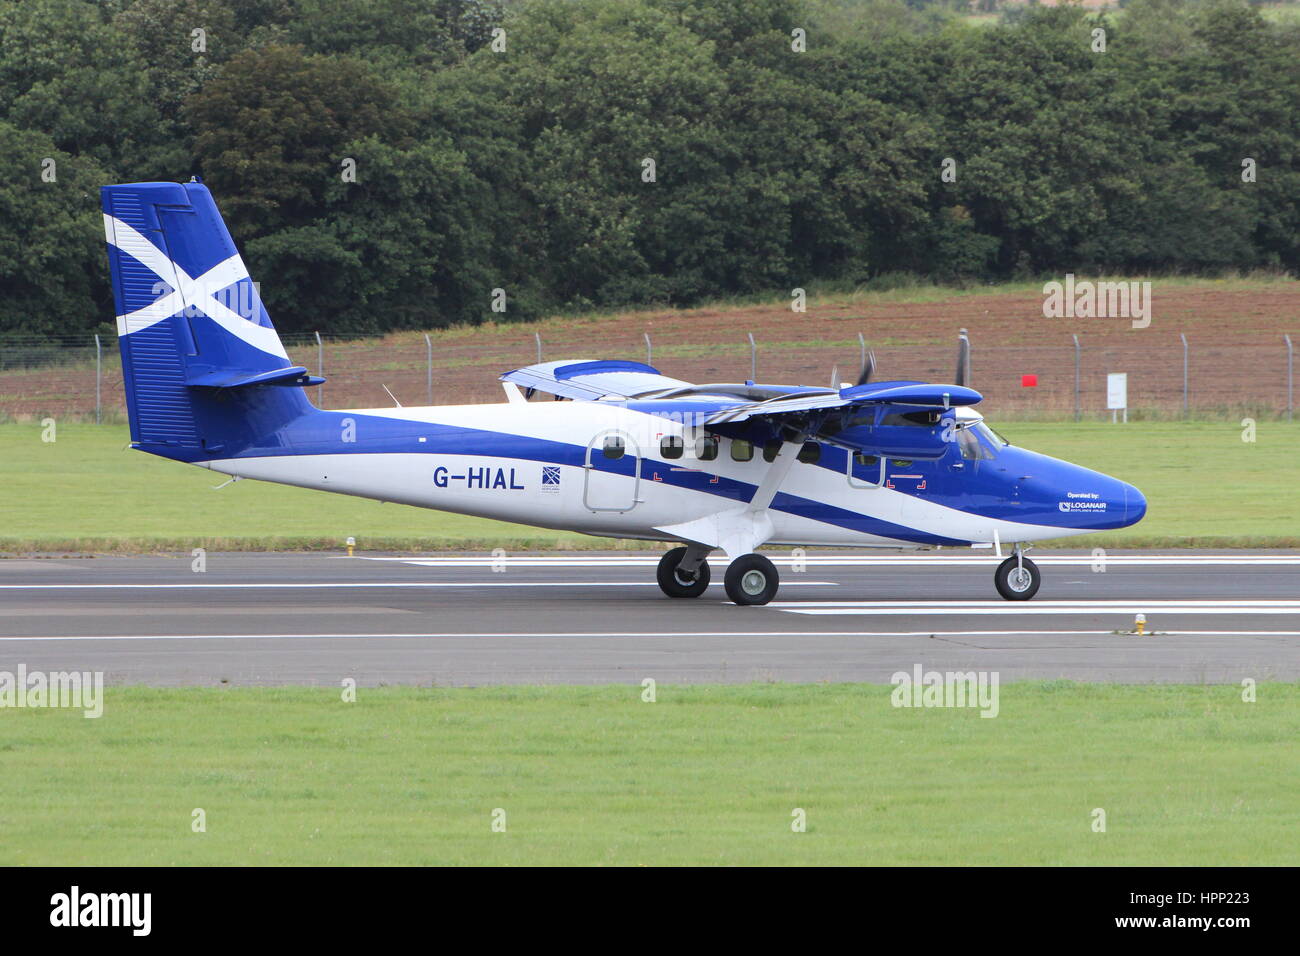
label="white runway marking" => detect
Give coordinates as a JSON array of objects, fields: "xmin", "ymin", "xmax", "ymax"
[
  {"xmin": 779, "ymin": 599, "xmax": 1300, "ymax": 616},
  {"xmin": 771, "ymin": 599, "xmax": 1300, "ymax": 608},
  {"xmin": 355, "ymin": 554, "xmax": 1300, "ymax": 568},
  {"xmin": 0, "ymin": 630, "xmax": 1296, "ymax": 643},
  {"xmin": 0, "ymin": 581, "xmax": 834, "ymax": 591}
]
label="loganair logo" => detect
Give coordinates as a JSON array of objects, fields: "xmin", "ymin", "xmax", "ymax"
[{"xmin": 1059, "ymin": 491, "xmax": 1107, "ymax": 513}]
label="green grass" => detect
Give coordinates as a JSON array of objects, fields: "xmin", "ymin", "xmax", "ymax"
[
  {"xmin": 3, "ymin": 420, "xmax": 1298, "ymax": 552},
  {"xmin": 2, "ymin": 683, "xmax": 1295, "ymax": 865}
]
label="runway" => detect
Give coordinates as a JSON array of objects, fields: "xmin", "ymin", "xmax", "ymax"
[{"xmin": 1, "ymin": 550, "xmax": 1297, "ymax": 685}]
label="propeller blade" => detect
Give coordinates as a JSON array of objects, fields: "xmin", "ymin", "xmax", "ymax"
[
  {"xmin": 956, "ymin": 329, "xmax": 971, "ymax": 388},
  {"xmin": 830, "ymin": 364, "xmax": 838, "ymax": 389},
  {"xmin": 855, "ymin": 349, "xmax": 876, "ymax": 387}
]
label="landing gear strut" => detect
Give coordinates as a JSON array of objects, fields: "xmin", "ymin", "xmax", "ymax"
[
  {"xmin": 724, "ymin": 553, "xmax": 780, "ymax": 606},
  {"xmin": 656, "ymin": 546, "xmax": 711, "ymax": 598},
  {"xmin": 995, "ymin": 546, "xmax": 1041, "ymax": 601}
]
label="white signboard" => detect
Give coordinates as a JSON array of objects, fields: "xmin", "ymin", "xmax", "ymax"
[{"xmin": 1107, "ymin": 373, "xmax": 1128, "ymax": 410}]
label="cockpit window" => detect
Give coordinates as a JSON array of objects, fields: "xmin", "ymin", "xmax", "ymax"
[
  {"xmin": 973, "ymin": 422, "xmax": 1009, "ymax": 447},
  {"xmin": 955, "ymin": 422, "xmax": 999, "ymax": 459}
]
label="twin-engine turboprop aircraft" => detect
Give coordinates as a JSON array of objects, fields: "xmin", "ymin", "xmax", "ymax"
[{"xmin": 101, "ymin": 180, "xmax": 1146, "ymax": 605}]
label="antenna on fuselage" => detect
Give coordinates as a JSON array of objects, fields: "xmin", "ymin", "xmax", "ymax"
[{"xmin": 382, "ymin": 385, "xmax": 403, "ymax": 407}]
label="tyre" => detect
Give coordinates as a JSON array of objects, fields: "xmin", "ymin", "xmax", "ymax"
[
  {"xmin": 656, "ymin": 546, "xmax": 711, "ymax": 598},
  {"xmin": 724, "ymin": 553, "xmax": 780, "ymax": 606},
  {"xmin": 995, "ymin": 555, "xmax": 1041, "ymax": 601}
]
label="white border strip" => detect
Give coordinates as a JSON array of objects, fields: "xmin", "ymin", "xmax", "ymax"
[{"xmin": 0, "ymin": 630, "xmax": 1297, "ymax": 642}]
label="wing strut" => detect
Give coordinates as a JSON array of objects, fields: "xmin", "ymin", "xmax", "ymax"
[{"xmin": 655, "ymin": 437, "xmax": 805, "ymax": 558}]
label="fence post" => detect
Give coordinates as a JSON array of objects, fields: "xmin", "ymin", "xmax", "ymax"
[
  {"xmin": 1180, "ymin": 333, "xmax": 1188, "ymax": 418},
  {"xmin": 94, "ymin": 333, "xmax": 102, "ymax": 425},
  {"xmin": 314, "ymin": 331, "xmax": 323, "ymax": 406},
  {"xmin": 1072, "ymin": 334, "xmax": 1080, "ymax": 422},
  {"xmin": 1286, "ymin": 334, "xmax": 1294, "ymax": 422},
  {"xmin": 535, "ymin": 332, "xmax": 542, "ymax": 365},
  {"xmin": 644, "ymin": 332, "xmax": 652, "ymax": 367},
  {"xmin": 424, "ymin": 333, "xmax": 433, "ymax": 406},
  {"xmin": 748, "ymin": 332, "xmax": 756, "ymax": 382}
]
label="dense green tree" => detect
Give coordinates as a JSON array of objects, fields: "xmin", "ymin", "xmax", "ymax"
[
  {"xmin": 0, "ymin": 122, "xmax": 112, "ymax": 340},
  {"xmin": 184, "ymin": 44, "xmax": 412, "ymax": 235},
  {"xmin": 0, "ymin": 0, "xmax": 1297, "ymax": 341}
]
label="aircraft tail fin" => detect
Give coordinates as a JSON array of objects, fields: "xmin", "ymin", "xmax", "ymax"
[{"xmin": 101, "ymin": 180, "xmax": 317, "ymax": 459}]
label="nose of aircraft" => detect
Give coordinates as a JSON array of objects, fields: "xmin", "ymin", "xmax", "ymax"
[{"xmin": 1123, "ymin": 481, "xmax": 1147, "ymax": 527}]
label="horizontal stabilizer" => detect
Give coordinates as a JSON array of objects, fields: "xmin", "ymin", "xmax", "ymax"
[{"xmin": 186, "ymin": 365, "xmax": 324, "ymax": 389}]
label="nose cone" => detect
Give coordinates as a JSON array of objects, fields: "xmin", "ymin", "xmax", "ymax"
[{"xmin": 1124, "ymin": 482, "xmax": 1147, "ymax": 527}]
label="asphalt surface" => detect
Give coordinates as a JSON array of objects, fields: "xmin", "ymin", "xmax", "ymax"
[{"xmin": 1, "ymin": 550, "xmax": 1298, "ymax": 685}]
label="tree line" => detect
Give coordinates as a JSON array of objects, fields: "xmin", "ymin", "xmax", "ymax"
[{"xmin": 1, "ymin": 0, "xmax": 1297, "ymax": 341}]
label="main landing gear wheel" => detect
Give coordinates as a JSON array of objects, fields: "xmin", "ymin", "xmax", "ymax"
[
  {"xmin": 724, "ymin": 553, "xmax": 780, "ymax": 606},
  {"xmin": 657, "ymin": 546, "xmax": 711, "ymax": 598},
  {"xmin": 995, "ymin": 555, "xmax": 1041, "ymax": 601}
]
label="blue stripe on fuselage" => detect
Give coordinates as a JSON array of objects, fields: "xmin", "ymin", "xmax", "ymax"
[
  {"xmin": 140, "ymin": 407, "xmax": 1134, "ymax": 539},
  {"xmin": 142, "ymin": 408, "xmax": 975, "ymax": 545}
]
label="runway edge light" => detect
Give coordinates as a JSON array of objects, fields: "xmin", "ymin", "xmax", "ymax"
[{"xmin": 346, "ymin": 536, "xmax": 356, "ymax": 558}]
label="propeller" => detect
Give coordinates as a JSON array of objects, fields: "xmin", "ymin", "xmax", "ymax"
[
  {"xmin": 854, "ymin": 348, "xmax": 877, "ymax": 387},
  {"xmin": 830, "ymin": 364, "xmax": 838, "ymax": 389},
  {"xmin": 844, "ymin": 330, "xmax": 965, "ymax": 390},
  {"xmin": 955, "ymin": 328, "xmax": 971, "ymax": 388}
]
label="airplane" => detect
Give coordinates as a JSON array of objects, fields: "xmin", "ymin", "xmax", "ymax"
[{"xmin": 101, "ymin": 180, "xmax": 1147, "ymax": 606}]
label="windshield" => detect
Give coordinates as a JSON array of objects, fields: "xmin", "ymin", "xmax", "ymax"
[{"xmin": 973, "ymin": 421, "xmax": 1009, "ymax": 447}]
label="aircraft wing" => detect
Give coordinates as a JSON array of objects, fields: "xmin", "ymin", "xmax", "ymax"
[
  {"xmin": 501, "ymin": 359, "xmax": 692, "ymax": 400},
  {"xmin": 703, "ymin": 381, "xmax": 983, "ymax": 426}
]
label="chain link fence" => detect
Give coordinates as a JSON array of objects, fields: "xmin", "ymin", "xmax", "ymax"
[{"xmin": 1, "ymin": 329, "xmax": 1294, "ymax": 423}]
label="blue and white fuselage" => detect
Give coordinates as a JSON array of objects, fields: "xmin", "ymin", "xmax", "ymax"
[
  {"xmin": 201, "ymin": 399, "xmax": 1143, "ymax": 551},
  {"xmin": 101, "ymin": 180, "xmax": 1145, "ymax": 605}
]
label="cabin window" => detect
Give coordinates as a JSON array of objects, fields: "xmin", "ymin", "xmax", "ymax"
[
  {"xmin": 731, "ymin": 438, "xmax": 753, "ymax": 462},
  {"xmin": 763, "ymin": 441, "xmax": 781, "ymax": 463},
  {"xmin": 695, "ymin": 435, "xmax": 719, "ymax": 461},
  {"xmin": 660, "ymin": 435, "xmax": 684, "ymax": 460},
  {"xmin": 891, "ymin": 459, "xmax": 913, "ymax": 468},
  {"xmin": 602, "ymin": 435, "xmax": 625, "ymax": 460},
  {"xmin": 798, "ymin": 441, "xmax": 821, "ymax": 464},
  {"xmin": 849, "ymin": 452, "xmax": 883, "ymax": 488}
]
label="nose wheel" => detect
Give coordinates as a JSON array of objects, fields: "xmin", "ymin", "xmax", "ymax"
[
  {"xmin": 724, "ymin": 553, "xmax": 780, "ymax": 606},
  {"xmin": 995, "ymin": 553, "xmax": 1041, "ymax": 600}
]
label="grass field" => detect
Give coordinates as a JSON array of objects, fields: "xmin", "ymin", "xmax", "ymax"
[
  {"xmin": 2, "ymin": 682, "xmax": 1294, "ymax": 866},
  {"xmin": 2, "ymin": 420, "xmax": 1297, "ymax": 552}
]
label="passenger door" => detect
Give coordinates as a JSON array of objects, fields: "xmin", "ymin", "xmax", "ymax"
[{"xmin": 583, "ymin": 430, "xmax": 640, "ymax": 512}]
